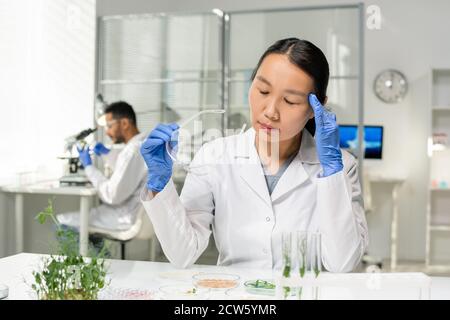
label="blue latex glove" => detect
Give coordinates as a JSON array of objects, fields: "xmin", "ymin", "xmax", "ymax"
[
  {"xmin": 77, "ymin": 146, "xmax": 92, "ymax": 168},
  {"xmin": 93, "ymin": 142, "xmax": 110, "ymax": 156},
  {"xmin": 309, "ymin": 93, "xmax": 343, "ymax": 177},
  {"xmin": 140, "ymin": 123, "xmax": 179, "ymax": 192}
]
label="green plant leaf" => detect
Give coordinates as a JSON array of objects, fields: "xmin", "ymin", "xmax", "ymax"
[{"xmin": 36, "ymin": 212, "xmax": 47, "ymax": 224}]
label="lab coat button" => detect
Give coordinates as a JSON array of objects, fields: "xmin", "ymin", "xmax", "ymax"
[
  {"xmin": 266, "ymin": 217, "xmax": 270, "ymax": 222},
  {"xmin": 262, "ymin": 248, "xmax": 268, "ymax": 254}
]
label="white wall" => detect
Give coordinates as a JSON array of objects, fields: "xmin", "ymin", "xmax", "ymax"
[
  {"xmin": 0, "ymin": 0, "xmax": 96, "ymax": 185},
  {"xmin": 97, "ymin": 0, "xmax": 450, "ymax": 263},
  {"xmin": 0, "ymin": 0, "xmax": 96, "ymax": 256}
]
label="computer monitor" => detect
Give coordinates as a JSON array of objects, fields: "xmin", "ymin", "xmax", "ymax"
[{"xmin": 338, "ymin": 125, "xmax": 383, "ymax": 159}]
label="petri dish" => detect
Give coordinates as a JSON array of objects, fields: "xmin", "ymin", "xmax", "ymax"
[
  {"xmin": 98, "ymin": 287, "xmax": 156, "ymax": 300},
  {"xmin": 225, "ymin": 287, "xmax": 277, "ymax": 300},
  {"xmin": 158, "ymin": 284, "xmax": 210, "ymax": 300},
  {"xmin": 244, "ymin": 279, "xmax": 276, "ymax": 296},
  {"xmin": 192, "ymin": 272, "xmax": 240, "ymax": 290}
]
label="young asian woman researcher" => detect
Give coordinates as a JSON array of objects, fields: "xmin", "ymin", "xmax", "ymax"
[{"xmin": 140, "ymin": 38, "xmax": 368, "ymax": 272}]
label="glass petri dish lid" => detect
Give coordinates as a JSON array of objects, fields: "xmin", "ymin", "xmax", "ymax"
[
  {"xmin": 98, "ymin": 287, "xmax": 156, "ymax": 300},
  {"xmin": 158, "ymin": 284, "xmax": 210, "ymax": 300},
  {"xmin": 244, "ymin": 279, "xmax": 276, "ymax": 296},
  {"xmin": 225, "ymin": 287, "xmax": 277, "ymax": 300},
  {"xmin": 192, "ymin": 272, "xmax": 240, "ymax": 290}
]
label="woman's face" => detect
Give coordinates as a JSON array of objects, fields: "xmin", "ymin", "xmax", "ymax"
[{"xmin": 249, "ymin": 53, "xmax": 316, "ymax": 143}]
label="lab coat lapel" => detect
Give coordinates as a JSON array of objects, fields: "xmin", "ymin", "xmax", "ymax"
[
  {"xmin": 236, "ymin": 128, "xmax": 272, "ymax": 208},
  {"xmin": 270, "ymin": 129, "xmax": 320, "ymax": 202}
]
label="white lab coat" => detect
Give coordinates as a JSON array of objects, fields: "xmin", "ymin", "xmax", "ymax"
[
  {"xmin": 141, "ymin": 128, "xmax": 368, "ymax": 272},
  {"xmin": 102, "ymin": 146, "xmax": 123, "ymax": 173},
  {"xmin": 58, "ymin": 132, "xmax": 148, "ymax": 231}
]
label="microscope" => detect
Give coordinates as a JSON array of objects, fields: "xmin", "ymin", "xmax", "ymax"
[
  {"xmin": 59, "ymin": 94, "xmax": 107, "ymax": 186},
  {"xmin": 58, "ymin": 127, "xmax": 97, "ymax": 186}
]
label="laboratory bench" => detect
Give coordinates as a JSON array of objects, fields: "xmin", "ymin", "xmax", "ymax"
[{"xmin": 1, "ymin": 253, "xmax": 450, "ymax": 300}]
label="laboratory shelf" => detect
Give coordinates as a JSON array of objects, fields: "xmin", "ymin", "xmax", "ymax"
[
  {"xmin": 432, "ymin": 107, "xmax": 450, "ymax": 111},
  {"xmin": 226, "ymin": 75, "xmax": 359, "ymax": 82},
  {"xmin": 100, "ymin": 78, "xmax": 220, "ymax": 85},
  {"xmin": 426, "ymin": 68, "xmax": 450, "ymax": 269},
  {"xmin": 429, "ymin": 225, "xmax": 450, "ymax": 231}
]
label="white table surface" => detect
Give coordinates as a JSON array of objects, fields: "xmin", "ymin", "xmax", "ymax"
[
  {"xmin": 0, "ymin": 180, "xmax": 97, "ymax": 196},
  {"xmin": 1, "ymin": 253, "xmax": 449, "ymax": 300}
]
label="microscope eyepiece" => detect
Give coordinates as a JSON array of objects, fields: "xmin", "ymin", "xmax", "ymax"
[{"xmin": 75, "ymin": 127, "xmax": 97, "ymax": 141}]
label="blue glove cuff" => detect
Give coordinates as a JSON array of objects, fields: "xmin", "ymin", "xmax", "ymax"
[
  {"xmin": 317, "ymin": 144, "xmax": 343, "ymax": 177},
  {"xmin": 81, "ymin": 156, "xmax": 92, "ymax": 168},
  {"xmin": 321, "ymin": 163, "xmax": 344, "ymax": 177},
  {"xmin": 146, "ymin": 172, "xmax": 171, "ymax": 193}
]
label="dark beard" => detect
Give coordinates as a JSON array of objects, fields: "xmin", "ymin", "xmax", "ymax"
[{"xmin": 114, "ymin": 136, "xmax": 125, "ymax": 144}]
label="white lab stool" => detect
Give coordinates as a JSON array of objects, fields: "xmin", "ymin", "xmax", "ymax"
[{"xmin": 89, "ymin": 206, "xmax": 159, "ymax": 261}]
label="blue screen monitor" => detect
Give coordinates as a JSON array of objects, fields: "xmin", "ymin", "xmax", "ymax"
[{"xmin": 338, "ymin": 125, "xmax": 383, "ymax": 159}]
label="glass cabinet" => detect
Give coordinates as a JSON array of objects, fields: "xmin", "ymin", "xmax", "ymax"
[{"xmin": 97, "ymin": 5, "xmax": 364, "ymax": 187}]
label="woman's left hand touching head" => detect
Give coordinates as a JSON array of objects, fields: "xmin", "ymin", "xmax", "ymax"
[{"xmin": 308, "ymin": 93, "xmax": 343, "ymax": 177}]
